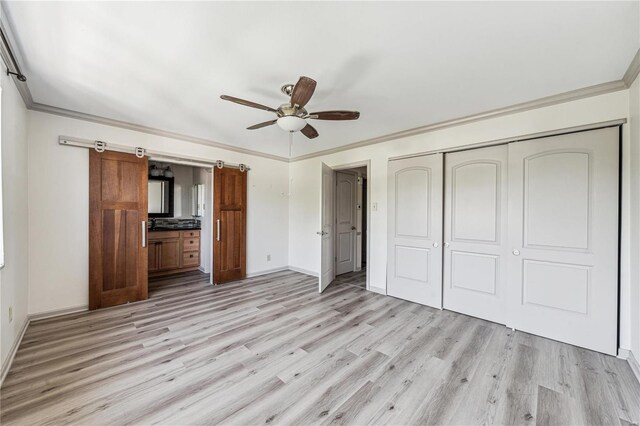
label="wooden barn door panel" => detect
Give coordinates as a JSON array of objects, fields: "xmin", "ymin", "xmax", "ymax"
[
  {"xmin": 90, "ymin": 150, "xmax": 148, "ymax": 310},
  {"xmin": 214, "ymin": 167, "xmax": 247, "ymax": 284}
]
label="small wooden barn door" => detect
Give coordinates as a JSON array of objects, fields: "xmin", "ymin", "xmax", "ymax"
[
  {"xmin": 89, "ymin": 150, "xmax": 148, "ymax": 310},
  {"xmin": 213, "ymin": 166, "xmax": 247, "ymax": 284}
]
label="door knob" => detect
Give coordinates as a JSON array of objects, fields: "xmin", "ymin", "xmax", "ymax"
[
  {"xmin": 433, "ymin": 242, "xmax": 439, "ymax": 248},
  {"xmin": 351, "ymin": 226, "xmax": 356, "ymax": 230},
  {"xmin": 444, "ymin": 242, "xmax": 450, "ymax": 248},
  {"xmin": 512, "ymin": 249, "xmax": 520, "ymax": 256}
]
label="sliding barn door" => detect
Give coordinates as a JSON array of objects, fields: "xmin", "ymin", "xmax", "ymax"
[
  {"xmin": 508, "ymin": 127, "xmax": 619, "ymax": 355},
  {"xmin": 213, "ymin": 166, "xmax": 247, "ymax": 284},
  {"xmin": 335, "ymin": 171, "xmax": 357, "ymax": 276},
  {"xmin": 387, "ymin": 154, "xmax": 443, "ymax": 307},
  {"xmin": 89, "ymin": 150, "xmax": 148, "ymax": 310},
  {"xmin": 319, "ymin": 163, "xmax": 335, "ymax": 292},
  {"xmin": 443, "ymin": 145, "xmax": 509, "ymax": 324}
]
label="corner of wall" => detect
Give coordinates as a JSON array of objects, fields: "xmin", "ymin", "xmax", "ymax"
[{"xmin": 0, "ymin": 60, "xmax": 30, "ymax": 376}]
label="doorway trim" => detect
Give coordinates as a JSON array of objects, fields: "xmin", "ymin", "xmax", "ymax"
[
  {"xmin": 330, "ymin": 160, "xmax": 372, "ymax": 291},
  {"xmin": 149, "ymin": 158, "xmax": 215, "ymax": 286}
]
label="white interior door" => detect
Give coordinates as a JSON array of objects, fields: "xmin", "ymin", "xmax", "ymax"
[
  {"xmin": 443, "ymin": 145, "xmax": 509, "ymax": 324},
  {"xmin": 508, "ymin": 127, "xmax": 619, "ymax": 355},
  {"xmin": 335, "ymin": 171, "xmax": 356, "ymax": 275},
  {"xmin": 387, "ymin": 153, "xmax": 443, "ymax": 307},
  {"xmin": 319, "ymin": 163, "xmax": 335, "ymax": 292}
]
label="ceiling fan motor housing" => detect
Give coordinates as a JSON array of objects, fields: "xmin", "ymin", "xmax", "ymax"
[{"xmin": 278, "ymin": 104, "xmax": 307, "ymax": 118}]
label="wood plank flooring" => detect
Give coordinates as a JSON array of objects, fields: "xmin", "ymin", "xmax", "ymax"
[
  {"xmin": 1, "ymin": 270, "xmax": 639, "ymax": 425},
  {"xmin": 333, "ymin": 268, "xmax": 366, "ymax": 289}
]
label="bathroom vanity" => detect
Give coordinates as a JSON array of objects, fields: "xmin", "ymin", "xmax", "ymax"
[{"xmin": 148, "ymin": 228, "xmax": 201, "ymax": 277}]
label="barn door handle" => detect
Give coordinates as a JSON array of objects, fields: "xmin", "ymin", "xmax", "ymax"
[
  {"xmin": 216, "ymin": 219, "xmax": 221, "ymax": 241},
  {"xmin": 141, "ymin": 221, "xmax": 147, "ymax": 248}
]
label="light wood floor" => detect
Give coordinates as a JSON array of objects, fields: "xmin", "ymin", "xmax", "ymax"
[
  {"xmin": 333, "ymin": 267, "xmax": 367, "ymax": 289},
  {"xmin": 1, "ymin": 270, "xmax": 639, "ymax": 425}
]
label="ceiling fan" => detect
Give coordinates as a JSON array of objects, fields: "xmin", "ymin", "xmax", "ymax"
[{"xmin": 220, "ymin": 76, "xmax": 360, "ymax": 139}]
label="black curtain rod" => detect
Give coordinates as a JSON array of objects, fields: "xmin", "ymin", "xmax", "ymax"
[{"xmin": 0, "ymin": 26, "xmax": 26, "ymax": 82}]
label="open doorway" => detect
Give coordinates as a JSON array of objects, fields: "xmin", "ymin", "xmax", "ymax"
[
  {"xmin": 319, "ymin": 161, "xmax": 370, "ymax": 293},
  {"xmin": 333, "ymin": 166, "xmax": 367, "ymax": 289},
  {"xmin": 147, "ymin": 160, "xmax": 214, "ymax": 290}
]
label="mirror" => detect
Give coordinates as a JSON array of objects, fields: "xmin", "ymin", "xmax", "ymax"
[
  {"xmin": 192, "ymin": 184, "xmax": 205, "ymax": 217},
  {"xmin": 148, "ymin": 176, "xmax": 174, "ymax": 217}
]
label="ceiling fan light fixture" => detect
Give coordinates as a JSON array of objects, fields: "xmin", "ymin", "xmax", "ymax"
[{"xmin": 277, "ymin": 115, "xmax": 307, "ymax": 132}]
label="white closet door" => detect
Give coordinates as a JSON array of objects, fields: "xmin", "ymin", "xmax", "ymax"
[
  {"xmin": 508, "ymin": 127, "xmax": 619, "ymax": 355},
  {"xmin": 387, "ymin": 154, "xmax": 443, "ymax": 307},
  {"xmin": 443, "ymin": 145, "xmax": 509, "ymax": 324},
  {"xmin": 335, "ymin": 172, "xmax": 356, "ymax": 275}
]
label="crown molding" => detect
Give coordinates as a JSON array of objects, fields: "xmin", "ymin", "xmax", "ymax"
[
  {"xmin": 289, "ymin": 79, "xmax": 627, "ymax": 162},
  {"xmin": 28, "ymin": 102, "xmax": 290, "ymax": 162},
  {"xmin": 623, "ymin": 48, "xmax": 640, "ymax": 88},
  {"xmin": 0, "ymin": 13, "xmax": 34, "ymax": 107},
  {"xmin": 25, "ymin": 78, "xmax": 629, "ymax": 164}
]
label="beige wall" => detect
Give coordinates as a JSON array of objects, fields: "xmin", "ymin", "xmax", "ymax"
[{"xmin": 0, "ymin": 63, "xmax": 29, "ymax": 369}]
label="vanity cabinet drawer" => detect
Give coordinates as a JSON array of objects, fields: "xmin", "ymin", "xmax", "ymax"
[
  {"xmin": 183, "ymin": 237, "xmax": 200, "ymax": 252},
  {"xmin": 183, "ymin": 251, "xmax": 200, "ymax": 267},
  {"xmin": 149, "ymin": 230, "xmax": 181, "ymax": 240},
  {"xmin": 181, "ymin": 230, "xmax": 200, "ymax": 238}
]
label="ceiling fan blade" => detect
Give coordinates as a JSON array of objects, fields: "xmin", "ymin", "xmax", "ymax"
[
  {"xmin": 290, "ymin": 76, "xmax": 316, "ymax": 108},
  {"xmin": 300, "ymin": 123, "xmax": 319, "ymax": 139},
  {"xmin": 247, "ymin": 119, "xmax": 277, "ymax": 130},
  {"xmin": 309, "ymin": 110, "xmax": 360, "ymax": 120},
  {"xmin": 220, "ymin": 95, "xmax": 277, "ymax": 113}
]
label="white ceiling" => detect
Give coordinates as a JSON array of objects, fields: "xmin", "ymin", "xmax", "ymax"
[{"xmin": 3, "ymin": 1, "xmax": 639, "ymax": 158}]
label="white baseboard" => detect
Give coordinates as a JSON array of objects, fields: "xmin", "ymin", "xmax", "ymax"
[
  {"xmin": 246, "ymin": 267, "xmax": 289, "ymax": 278},
  {"xmin": 287, "ymin": 266, "xmax": 319, "ymax": 277},
  {"xmin": 622, "ymin": 349, "xmax": 640, "ymax": 382},
  {"xmin": 29, "ymin": 304, "xmax": 88, "ymax": 322},
  {"xmin": 368, "ymin": 286, "xmax": 387, "ymax": 295},
  {"xmin": 1, "ymin": 317, "xmax": 30, "ymax": 386}
]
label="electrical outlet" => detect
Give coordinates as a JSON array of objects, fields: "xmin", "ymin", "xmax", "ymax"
[
  {"xmin": 9, "ymin": 306, "xmax": 13, "ymax": 323},
  {"xmin": 267, "ymin": 254, "xmax": 271, "ymax": 262}
]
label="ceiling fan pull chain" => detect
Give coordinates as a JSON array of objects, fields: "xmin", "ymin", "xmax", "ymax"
[{"xmin": 289, "ymin": 132, "xmax": 293, "ymax": 158}]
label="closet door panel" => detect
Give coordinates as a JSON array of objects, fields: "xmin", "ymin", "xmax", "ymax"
[
  {"xmin": 507, "ymin": 127, "xmax": 619, "ymax": 355},
  {"xmin": 443, "ymin": 145, "xmax": 509, "ymax": 324},
  {"xmin": 387, "ymin": 154, "xmax": 443, "ymax": 308}
]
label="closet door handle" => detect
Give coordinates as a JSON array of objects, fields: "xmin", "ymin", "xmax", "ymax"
[
  {"xmin": 216, "ymin": 219, "xmax": 221, "ymax": 241},
  {"xmin": 141, "ymin": 221, "xmax": 146, "ymax": 248}
]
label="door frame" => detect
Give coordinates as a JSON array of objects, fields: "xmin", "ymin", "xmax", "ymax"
[
  {"xmin": 328, "ymin": 160, "xmax": 372, "ymax": 291},
  {"xmin": 147, "ymin": 157, "xmax": 216, "ymax": 286},
  {"xmin": 333, "ymin": 170, "xmax": 358, "ymax": 276}
]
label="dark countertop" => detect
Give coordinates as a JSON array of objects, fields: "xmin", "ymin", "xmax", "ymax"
[{"xmin": 149, "ymin": 227, "xmax": 201, "ymax": 232}]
